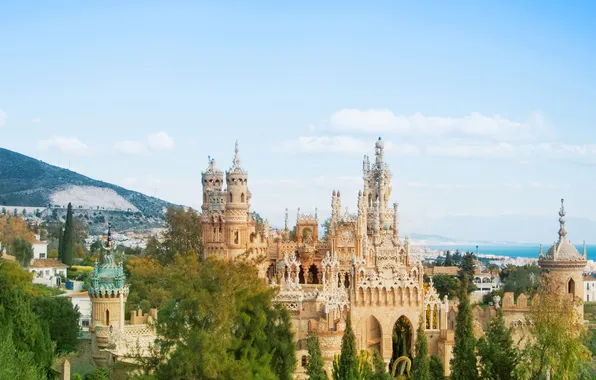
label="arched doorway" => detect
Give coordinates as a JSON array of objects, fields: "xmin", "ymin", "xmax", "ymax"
[
  {"xmin": 362, "ymin": 315, "xmax": 382, "ymax": 354},
  {"xmin": 307, "ymin": 264, "xmax": 319, "ymax": 284},
  {"xmin": 391, "ymin": 315, "xmax": 413, "ymax": 367}
]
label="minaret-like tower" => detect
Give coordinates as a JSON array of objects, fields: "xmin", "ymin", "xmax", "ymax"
[
  {"xmin": 201, "ymin": 156, "xmax": 225, "ymax": 258},
  {"xmin": 89, "ymin": 222, "xmax": 129, "ymax": 366},
  {"xmin": 538, "ymin": 199, "xmax": 587, "ymax": 319},
  {"xmin": 224, "ymin": 140, "xmax": 253, "ymax": 258}
]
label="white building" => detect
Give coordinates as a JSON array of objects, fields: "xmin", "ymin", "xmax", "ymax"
[
  {"xmin": 62, "ymin": 291, "xmax": 92, "ymax": 331},
  {"xmin": 32, "ymin": 239, "xmax": 48, "ymax": 261},
  {"xmin": 584, "ymin": 274, "xmax": 596, "ymax": 302},
  {"xmin": 28, "ymin": 259, "xmax": 67, "ymax": 287}
]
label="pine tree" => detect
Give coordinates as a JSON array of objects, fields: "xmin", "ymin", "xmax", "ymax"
[
  {"xmin": 444, "ymin": 250, "xmax": 453, "ymax": 266},
  {"xmin": 412, "ymin": 314, "xmax": 430, "ymax": 380},
  {"xmin": 306, "ymin": 335, "xmax": 327, "ymax": 380},
  {"xmin": 429, "ymin": 355, "xmax": 445, "ymax": 380},
  {"xmin": 61, "ymin": 203, "xmax": 74, "ymax": 266},
  {"xmin": 336, "ymin": 314, "xmax": 358, "ymax": 380},
  {"xmin": 477, "ymin": 309, "xmax": 518, "ymax": 380},
  {"xmin": 450, "ymin": 277, "xmax": 478, "ymax": 380}
]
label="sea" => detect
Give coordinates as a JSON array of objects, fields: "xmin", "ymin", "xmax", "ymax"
[{"xmin": 426, "ymin": 244, "xmax": 596, "ymax": 262}]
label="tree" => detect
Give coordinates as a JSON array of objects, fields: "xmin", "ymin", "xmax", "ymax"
[
  {"xmin": 430, "ymin": 274, "xmax": 461, "ymax": 299},
  {"xmin": 459, "ymin": 252, "xmax": 477, "ymax": 291},
  {"xmin": 412, "ymin": 314, "xmax": 430, "ymax": 380},
  {"xmin": 306, "ymin": 335, "xmax": 326, "ymax": 380},
  {"xmin": 321, "ymin": 217, "xmax": 331, "ymax": 241},
  {"xmin": 502, "ymin": 264, "xmax": 541, "ymax": 297},
  {"xmin": 453, "ymin": 250, "xmax": 462, "ymax": 266},
  {"xmin": 10, "ymin": 238, "xmax": 34, "ymax": 267},
  {"xmin": 31, "ymin": 296, "xmax": 81, "ymax": 354},
  {"xmin": 444, "ymin": 250, "xmax": 452, "ymax": 266},
  {"xmin": 477, "ymin": 309, "xmax": 519, "ymax": 380},
  {"xmin": 144, "ymin": 207, "xmax": 202, "ymax": 264},
  {"xmin": 57, "ymin": 226, "xmax": 64, "ymax": 261},
  {"xmin": 429, "ymin": 355, "xmax": 444, "ymax": 380},
  {"xmin": 372, "ymin": 350, "xmax": 392, "ymax": 380},
  {"xmin": 1, "ymin": 207, "xmax": 5, "ymax": 215},
  {"xmin": 251, "ymin": 212, "xmax": 264, "ymax": 231},
  {"xmin": 130, "ymin": 255, "xmax": 295, "ymax": 379},
  {"xmin": 0, "ymin": 326, "xmax": 43, "ymax": 380},
  {"xmin": 336, "ymin": 314, "xmax": 358, "ymax": 380},
  {"xmin": 449, "ymin": 278, "xmax": 478, "ymax": 380},
  {"xmin": 61, "ymin": 203, "xmax": 74, "ymax": 265},
  {"xmin": 515, "ymin": 277, "xmax": 593, "ymax": 379}
]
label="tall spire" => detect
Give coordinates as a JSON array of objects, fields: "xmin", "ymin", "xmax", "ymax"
[
  {"xmin": 558, "ymin": 198, "xmax": 567, "ymax": 242},
  {"xmin": 284, "ymin": 208, "xmax": 289, "ymax": 231},
  {"xmin": 228, "ymin": 139, "xmax": 245, "ymax": 174},
  {"xmin": 393, "ymin": 202, "xmax": 399, "ymax": 239}
]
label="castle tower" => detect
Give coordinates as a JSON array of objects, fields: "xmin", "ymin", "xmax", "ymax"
[
  {"xmin": 201, "ymin": 156, "xmax": 226, "ymax": 258},
  {"xmin": 363, "ymin": 137, "xmax": 395, "ymax": 234},
  {"xmin": 538, "ymin": 199, "xmax": 587, "ymax": 319},
  {"xmin": 224, "ymin": 140, "xmax": 254, "ymax": 258},
  {"xmin": 89, "ymin": 223, "xmax": 129, "ymax": 366}
]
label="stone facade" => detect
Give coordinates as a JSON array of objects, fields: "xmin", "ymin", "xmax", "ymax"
[{"xmin": 201, "ymin": 139, "xmax": 454, "ymax": 377}]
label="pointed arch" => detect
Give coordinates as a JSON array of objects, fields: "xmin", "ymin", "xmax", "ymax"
[
  {"xmin": 568, "ymin": 278, "xmax": 576, "ymax": 298},
  {"xmin": 241, "ymin": 193, "xmax": 245, "ymax": 203},
  {"xmin": 362, "ymin": 315, "xmax": 383, "ymax": 354}
]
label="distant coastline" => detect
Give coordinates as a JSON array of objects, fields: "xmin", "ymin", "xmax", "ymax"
[{"xmin": 425, "ymin": 243, "xmax": 596, "ymax": 262}]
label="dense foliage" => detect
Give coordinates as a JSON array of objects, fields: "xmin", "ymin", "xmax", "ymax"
[
  {"xmin": 500, "ymin": 264, "xmax": 541, "ymax": 297},
  {"xmin": 307, "ymin": 335, "xmax": 327, "ymax": 380},
  {"xmin": 335, "ymin": 314, "xmax": 358, "ymax": 379},
  {"xmin": 429, "ymin": 354, "xmax": 444, "ymax": 380},
  {"xmin": 11, "ymin": 237, "xmax": 33, "ymax": 266},
  {"xmin": 477, "ymin": 309, "xmax": 519, "ymax": 380},
  {"xmin": 31, "ymin": 296, "xmax": 81, "ymax": 354},
  {"xmin": 430, "ymin": 274, "xmax": 461, "ymax": 299},
  {"xmin": 61, "ymin": 203, "xmax": 74, "ymax": 265},
  {"xmin": 412, "ymin": 314, "xmax": 430, "ymax": 380},
  {"xmin": 450, "ymin": 278, "xmax": 478, "ymax": 379}
]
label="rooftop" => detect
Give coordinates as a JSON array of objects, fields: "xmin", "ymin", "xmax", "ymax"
[{"xmin": 29, "ymin": 259, "xmax": 67, "ymax": 268}]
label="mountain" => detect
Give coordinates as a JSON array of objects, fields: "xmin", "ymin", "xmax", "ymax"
[{"xmin": 0, "ymin": 148, "xmax": 176, "ymax": 223}]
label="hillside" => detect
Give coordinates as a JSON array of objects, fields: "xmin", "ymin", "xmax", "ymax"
[{"xmin": 0, "ymin": 147, "xmax": 176, "ymax": 223}]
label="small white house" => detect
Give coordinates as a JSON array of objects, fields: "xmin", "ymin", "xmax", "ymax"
[
  {"xmin": 28, "ymin": 259, "xmax": 67, "ymax": 287},
  {"xmin": 62, "ymin": 291, "xmax": 92, "ymax": 331},
  {"xmin": 584, "ymin": 275, "xmax": 596, "ymax": 302}
]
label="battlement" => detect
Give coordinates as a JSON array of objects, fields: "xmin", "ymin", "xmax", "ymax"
[
  {"xmin": 129, "ymin": 308, "xmax": 158, "ymax": 325},
  {"xmin": 502, "ymin": 292, "xmax": 531, "ymax": 310}
]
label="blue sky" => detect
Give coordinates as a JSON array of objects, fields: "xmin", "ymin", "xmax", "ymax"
[{"xmin": 1, "ymin": 1, "xmax": 596, "ymax": 242}]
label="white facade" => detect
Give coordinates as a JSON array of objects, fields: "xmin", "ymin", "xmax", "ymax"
[
  {"xmin": 66, "ymin": 292, "xmax": 92, "ymax": 331},
  {"xmin": 472, "ymin": 273, "xmax": 502, "ymax": 295},
  {"xmin": 28, "ymin": 259, "xmax": 67, "ymax": 288},
  {"xmin": 584, "ymin": 275, "xmax": 596, "ymax": 302},
  {"xmin": 32, "ymin": 241, "xmax": 48, "ymax": 260}
]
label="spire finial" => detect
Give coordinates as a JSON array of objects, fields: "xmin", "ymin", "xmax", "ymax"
[
  {"xmin": 284, "ymin": 208, "xmax": 289, "ymax": 231},
  {"xmin": 232, "ymin": 140, "xmax": 241, "ymax": 169},
  {"xmin": 106, "ymin": 221, "xmax": 112, "ymax": 249},
  {"xmin": 558, "ymin": 198, "xmax": 567, "ymax": 241}
]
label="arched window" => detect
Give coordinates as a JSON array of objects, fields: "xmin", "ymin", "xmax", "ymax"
[
  {"xmin": 229, "ymin": 193, "xmax": 233, "ymax": 203},
  {"xmin": 241, "ymin": 193, "xmax": 245, "ymax": 203},
  {"xmin": 234, "ymin": 231, "xmax": 239, "ymax": 244},
  {"xmin": 301, "ymin": 355, "xmax": 308, "ymax": 367},
  {"xmin": 106, "ymin": 309, "xmax": 110, "ymax": 326},
  {"xmin": 568, "ymin": 278, "xmax": 575, "ymax": 297}
]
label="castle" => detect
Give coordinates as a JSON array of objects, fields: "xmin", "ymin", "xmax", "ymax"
[{"xmin": 87, "ymin": 138, "xmax": 588, "ymax": 378}]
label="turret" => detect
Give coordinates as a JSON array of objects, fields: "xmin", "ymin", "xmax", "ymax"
[
  {"xmin": 225, "ymin": 140, "xmax": 250, "ymax": 209},
  {"xmin": 201, "ymin": 156, "xmax": 224, "ymax": 210}
]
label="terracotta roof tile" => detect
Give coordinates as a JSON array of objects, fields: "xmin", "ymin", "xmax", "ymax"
[{"xmin": 29, "ymin": 259, "xmax": 68, "ymax": 268}]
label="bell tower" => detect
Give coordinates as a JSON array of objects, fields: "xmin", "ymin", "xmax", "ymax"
[{"xmin": 201, "ymin": 156, "xmax": 226, "ymax": 258}]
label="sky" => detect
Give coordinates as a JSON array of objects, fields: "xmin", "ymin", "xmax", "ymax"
[{"xmin": 1, "ymin": 1, "xmax": 596, "ymax": 243}]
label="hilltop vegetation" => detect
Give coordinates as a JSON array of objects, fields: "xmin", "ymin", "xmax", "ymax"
[{"xmin": 0, "ymin": 148, "xmax": 175, "ymax": 219}]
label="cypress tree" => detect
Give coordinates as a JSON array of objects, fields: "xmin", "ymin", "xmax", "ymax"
[
  {"xmin": 57, "ymin": 226, "xmax": 64, "ymax": 261},
  {"xmin": 449, "ymin": 277, "xmax": 478, "ymax": 380},
  {"xmin": 372, "ymin": 350, "xmax": 391, "ymax": 380},
  {"xmin": 337, "ymin": 314, "xmax": 358, "ymax": 380},
  {"xmin": 477, "ymin": 309, "xmax": 519, "ymax": 380},
  {"xmin": 444, "ymin": 250, "xmax": 452, "ymax": 266},
  {"xmin": 429, "ymin": 355, "xmax": 444, "ymax": 380},
  {"xmin": 306, "ymin": 335, "xmax": 326, "ymax": 380},
  {"xmin": 61, "ymin": 203, "xmax": 74, "ymax": 266},
  {"xmin": 412, "ymin": 314, "xmax": 430, "ymax": 380}
]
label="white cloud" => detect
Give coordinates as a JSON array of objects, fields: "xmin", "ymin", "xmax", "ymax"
[
  {"xmin": 0, "ymin": 110, "xmax": 6, "ymax": 127},
  {"xmin": 31, "ymin": 117, "xmax": 41, "ymax": 124},
  {"xmin": 147, "ymin": 131, "xmax": 175, "ymax": 150},
  {"xmin": 328, "ymin": 109, "xmax": 550, "ymax": 141},
  {"xmin": 271, "ymin": 135, "xmax": 420, "ymax": 156},
  {"xmin": 37, "ymin": 136, "xmax": 89, "ymax": 155},
  {"xmin": 114, "ymin": 140, "xmax": 145, "ymax": 155}
]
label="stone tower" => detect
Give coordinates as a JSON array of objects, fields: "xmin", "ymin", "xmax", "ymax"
[
  {"xmin": 538, "ymin": 198, "xmax": 587, "ymax": 319},
  {"xmin": 201, "ymin": 156, "xmax": 227, "ymax": 258},
  {"xmin": 88, "ymin": 223, "xmax": 129, "ymax": 366},
  {"xmin": 224, "ymin": 140, "xmax": 253, "ymax": 258}
]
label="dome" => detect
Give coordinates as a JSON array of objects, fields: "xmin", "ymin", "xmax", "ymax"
[
  {"xmin": 375, "ymin": 137, "xmax": 384, "ymax": 149},
  {"xmin": 543, "ymin": 240, "xmax": 582, "ymax": 261}
]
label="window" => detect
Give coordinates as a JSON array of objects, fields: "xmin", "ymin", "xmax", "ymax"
[
  {"xmin": 82, "ymin": 320, "xmax": 90, "ymax": 327},
  {"xmin": 39, "ymin": 253, "xmax": 46, "ymax": 259},
  {"xmin": 106, "ymin": 310, "xmax": 110, "ymax": 326},
  {"xmin": 301, "ymin": 356, "xmax": 308, "ymax": 367}
]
